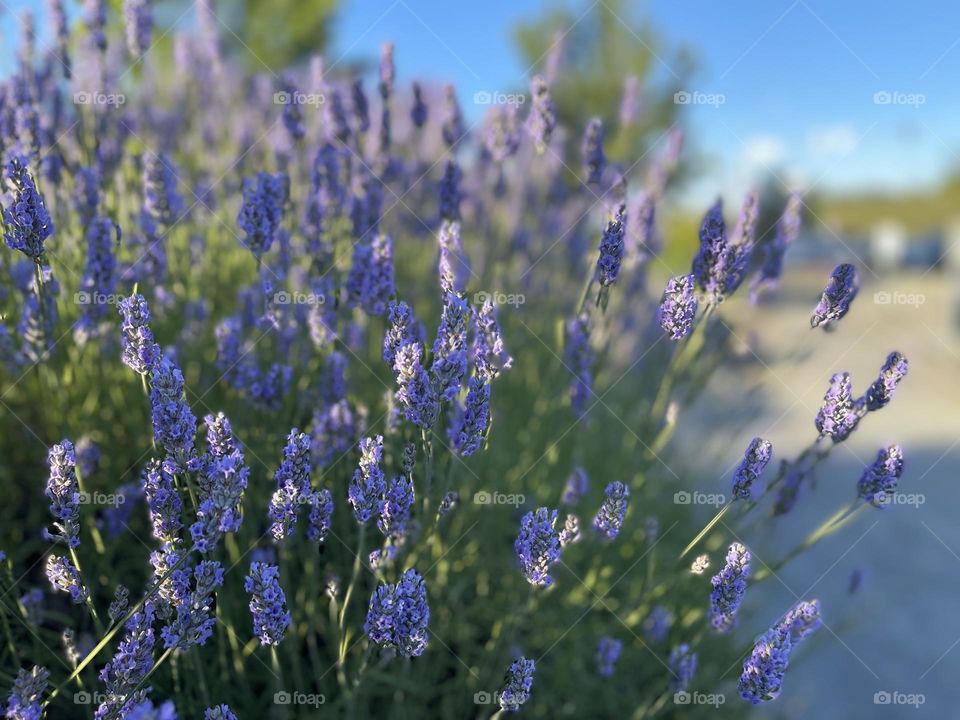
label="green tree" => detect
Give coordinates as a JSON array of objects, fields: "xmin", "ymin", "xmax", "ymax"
[{"xmin": 514, "ymin": 0, "xmax": 693, "ymax": 170}]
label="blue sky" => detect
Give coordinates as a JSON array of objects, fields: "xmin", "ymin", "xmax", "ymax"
[{"xmin": 4, "ymin": 0, "xmax": 960, "ymax": 208}]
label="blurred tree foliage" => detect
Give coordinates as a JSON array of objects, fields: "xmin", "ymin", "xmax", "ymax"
[
  {"xmin": 214, "ymin": 0, "xmax": 340, "ymax": 70},
  {"xmin": 513, "ymin": 0, "xmax": 694, "ymax": 171}
]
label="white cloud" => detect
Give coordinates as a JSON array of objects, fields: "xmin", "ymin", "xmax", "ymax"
[
  {"xmin": 806, "ymin": 123, "xmax": 859, "ymax": 157},
  {"xmin": 743, "ymin": 135, "xmax": 787, "ymax": 169}
]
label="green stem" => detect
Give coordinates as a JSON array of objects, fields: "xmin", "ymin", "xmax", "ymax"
[
  {"xmin": 337, "ymin": 524, "xmax": 367, "ymax": 685},
  {"xmin": 679, "ymin": 503, "xmax": 732, "ymax": 560}
]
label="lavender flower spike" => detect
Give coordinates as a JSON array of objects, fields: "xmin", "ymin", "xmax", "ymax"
[
  {"xmin": 720, "ymin": 191, "xmax": 759, "ymax": 296},
  {"xmin": 738, "ymin": 625, "xmax": 792, "ymax": 704},
  {"xmin": 45, "ymin": 555, "xmax": 87, "ymax": 604},
  {"xmin": 149, "ymin": 355, "xmax": 197, "ymax": 463},
  {"xmin": 593, "ymin": 481, "xmax": 629, "ymax": 539},
  {"xmin": 5, "ymin": 665, "xmax": 48, "ymax": 720},
  {"xmin": 499, "ymin": 657, "xmax": 535, "ymax": 711},
  {"xmin": 515, "ymin": 507, "xmax": 562, "ymax": 587},
  {"xmin": 596, "ymin": 204, "xmax": 627, "ymax": 287},
  {"xmin": 237, "ymin": 171, "xmax": 287, "ymax": 260},
  {"xmin": 658, "ymin": 274, "xmax": 699, "ymax": 341},
  {"xmin": 162, "ymin": 560, "xmax": 224, "ymax": 650},
  {"xmin": 307, "ymin": 489, "xmax": 333, "ymax": 544},
  {"xmin": 267, "ymin": 430, "xmax": 312, "ymax": 542},
  {"xmin": 44, "ymin": 440, "xmax": 81, "ymax": 548},
  {"xmin": 205, "ymin": 706, "xmax": 238, "ymax": 720},
  {"xmin": 857, "ymin": 445, "xmax": 905, "ymax": 508},
  {"xmin": 527, "ymin": 75, "xmax": 557, "ymax": 154},
  {"xmin": 378, "ymin": 475, "xmax": 414, "ymax": 539},
  {"xmin": 810, "ymin": 263, "xmax": 859, "ymax": 329},
  {"xmin": 731, "ymin": 437, "xmax": 773, "ymax": 501},
  {"xmin": 596, "ymin": 636, "xmax": 623, "ymax": 677},
  {"xmin": 244, "ymin": 562, "xmax": 291, "ymax": 646},
  {"xmin": 2, "ymin": 155, "xmax": 53, "ymax": 260},
  {"xmin": 864, "ymin": 351, "xmax": 908, "ymax": 411},
  {"xmin": 780, "ymin": 599, "xmax": 822, "ymax": 642},
  {"xmin": 118, "ymin": 293, "xmax": 161, "ymax": 375},
  {"xmin": 669, "ymin": 644, "xmax": 697, "ymax": 693},
  {"xmin": 815, "ymin": 371, "xmax": 861, "ymax": 442},
  {"xmin": 709, "ymin": 542, "xmax": 750, "ymax": 631},
  {"xmin": 348, "ymin": 435, "xmax": 386, "ymax": 524},
  {"xmin": 750, "ymin": 192, "xmax": 802, "ymax": 303},
  {"xmin": 582, "ymin": 117, "xmax": 606, "ymax": 184},
  {"xmin": 364, "ymin": 568, "xmax": 430, "ymax": 657},
  {"xmin": 691, "ymin": 198, "xmax": 726, "ymax": 296}
]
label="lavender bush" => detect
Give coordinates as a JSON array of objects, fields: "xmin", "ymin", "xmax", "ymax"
[{"xmin": 0, "ymin": 6, "xmax": 915, "ymax": 719}]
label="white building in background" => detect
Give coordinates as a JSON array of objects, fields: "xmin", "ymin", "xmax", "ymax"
[{"xmin": 870, "ymin": 220, "xmax": 907, "ymax": 271}]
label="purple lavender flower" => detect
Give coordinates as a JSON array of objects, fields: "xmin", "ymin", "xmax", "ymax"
[
  {"xmin": 237, "ymin": 171, "xmax": 287, "ymax": 260},
  {"xmin": 45, "ymin": 555, "xmax": 87, "ymax": 604},
  {"xmin": 564, "ymin": 313, "xmax": 592, "ymax": 418},
  {"xmin": 499, "ymin": 656, "xmax": 535, "ymax": 711},
  {"xmin": 476, "ymin": 298, "xmax": 513, "ymax": 376},
  {"xmin": 411, "ymin": 82, "xmax": 428, "ymax": 128},
  {"xmin": 348, "ymin": 435, "xmax": 386, "ymax": 524},
  {"xmin": 162, "ymin": 560, "xmax": 224, "ymax": 650},
  {"xmin": 596, "ymin": 205, "xmax": 626, "ymax": 287},
  {"xmin": 731, "ymin": 437, "xmax": 773, "ymax": 501},
  {"xmin": 364, "ymin": 568, "xmax": 430, "ymax": 657},
  {"xmin": 438, "ymin": 221, "xmax": 468, "ymax": 296},
  {"xmin": 527, "ymin": 75, "xmax": 557, "ymax": 154},
  {"xmin": 20, "ymin": 588, "xmax": 44, "ymax": 626},
  {"xmin": 96, "ymin": 604, "xmax": 155, "ymax": 719},
  {"xmin": 581, "ymin": 117, "xmax": 606, "ymax": 184},
  {"xmin": 596, "ymin": 636, "xmax": 622, "ymax": 677},
  {"xmin": 857, "ymin": 445, "xmax": 905, "ymax": 508},
  {"xmin": 593, "ymin": 481, "xmax": 629, "ymax": 540},
  {"xmin": 562, "ymin": 467, "xmax": 589, "ymax": 505},
  {"xmin": 431, "ymin": 293, "xmax": 471, "ymax": 402},
  {"xmin": 77, "ymin": 217, "xmax": 119, "ymax": 334},
  {"xmin": 307, "ymin": 489, "xmax": 333, "ymax": 544},
  {"xmin": 119, "ymin": 293, "xmax": 161, "ymax": 375},
  {"xmin": 441, "ymin": 85, "xmax": 464, "ymax": 147},
  {"xmin": 657, "ymin": 274, "xmax": 699, "ymax": 340},
  {"xmin": 811, "ymin": 263, "xmax": 859, "ymax": 329},
  {"xmin": 143, "ymin": 458, "xmax": 182, "ymax": 544},
  {"xmin": 691, "ymin": 198, "xmax": 726, "ymax": 297},
  {"xmin": 205, "ymin": 706, "xmax": 237, "ymax": 720},
  {"xmin": 383, "ymin": 300, "xmax": 422, "ymax": 368},
  {"xmin": 151, "ymin": 544, "xmax": 190, "ymax": 611},
  {"xmin": 780, "ymin": 599, "xmax": 822, "ymax": 642},
  {"xmin": 142, "ymin": 153, "xmax": 184, "ymax": 231},
  {"xmin": 278, "ymin": 76, "xmax": 305, "ymax": 143},
  {"xmin": 738, "ymin": 625, "xmax": 792, "ymax": 704},
  {"xmin": 2, "ymin": 155, "xmax": 53, "ymax": 260},
  {"xmin": 515, "ymin": 507, "xmax": 561, "ymax": 588},
  {"xmin": 439, "ymin": 159, "xmax": 462, "ymax": 222},
  {"xmin": 346, "ymin": 234, "xmax": 395, "ymax": 316},
  {"xmin": 149, "ymin": 356, "xmax": 197, "ymax": 463},
  {"xmin": 709, "ymin": 542, "xmax": 750, "ymax": 631},
  {"xmin": 244, "ymin": 561, "xmax": 291, "ymax": 646},
  {"xmin": 351, "ymin": 78, "xmax": 370, "ymax": 136},
  {"xmin": 559, "ymin": 514, "xmax": 581, "ymax": 546},
  {"xmin": 311, "ymin": 398, "xmax": 361, "ymax": 467},
  {"xmin": 378, "ymin": 475, "xmax": 414, "ymax": 539},
  {"xmin": 84, "ymin": 0, "xmax": 108, "ymax": 51},
  {"xmin": 864, "ymin": 351, "xmax": 908, "ymax": 411},
  {"xmin": 815, "ymin": 371, "xmax": 861, "ymax": 442},
  {"xmin": 5, "ymin": 665, "xmax": 48, "ymax": 720},
  {"xmin": 43, "ymin": 440, "xmax": 81, "ymax": 549},
  {"xmin": 109, "ymin": 585, "xmax": 130, "ymax": 624},
  {"xmin": 448, "ymin": 370, "xmax": 491, "ymax": 457},
  {"xmin": 719, "ymin": 191, "xmax": 759, "ymax": 296},
  {"xmin": 750, "ymin": 192, "xmax": 802, "ymax": 303},
  {"xmin": 190, "ymin": 436, "xmax": 249, "ymax": 553},
  {"xmin": 123, "ymin": 0, "xmax": 153, "ymax": 58},
  {"xmin": 267, "ymin": 430, "xmax": 312, "ymax": 542},
  {"xmin": 669, "ymin": 644, "xmax": 697, "ymax": 693},
  {"xmin": 643, "ymin": 605, "xmax": 673, "ymax": 643}
]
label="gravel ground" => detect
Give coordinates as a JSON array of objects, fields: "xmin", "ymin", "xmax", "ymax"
[{"xmin": 669, "ymin": 264, "xmax": 958, "ymax": 719}]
